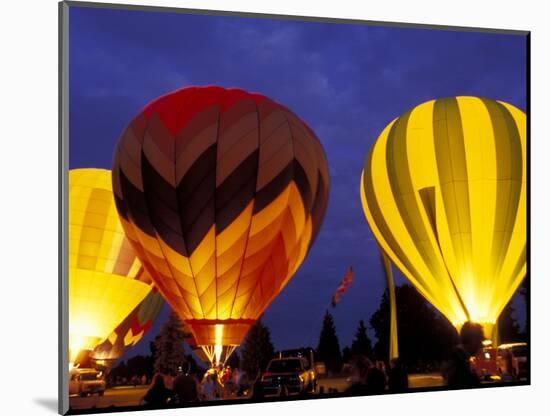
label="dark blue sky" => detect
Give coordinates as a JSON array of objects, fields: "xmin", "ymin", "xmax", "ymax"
[{"xmin": 69, "ymin": 6, "xmax": 527, "ymax": 357}]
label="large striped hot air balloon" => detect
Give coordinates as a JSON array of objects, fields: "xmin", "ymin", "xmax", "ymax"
[
  {"xmin": 112, "ymin": 86, "xmax": 329, "ymax": 366},
  {"xmin": 361, "ymin": 96, "xmax": 526, "ymax": 339},
  {"xmin": 69, "ymin": 168, "xmax": 156, "ymax": 363}
]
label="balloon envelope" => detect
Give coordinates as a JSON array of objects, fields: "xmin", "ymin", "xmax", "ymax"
[
  {"xmin": 361, "ymin": 96, "xmax": 526, "ymax": 337},
  {"xmin": 90, "ymin": 288, "xmax": 164, "ymax": 368},
  {"xmin": 69, "ymin": 168, "xmax": 155, "ymax": 361},
  {"xmin": 111, "ymin": 86, "xmax": 329, "ymax": 362}
]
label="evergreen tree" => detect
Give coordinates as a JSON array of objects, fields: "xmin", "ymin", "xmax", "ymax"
[
  {"xmin": 498, "ymin": 300, "xmax": 523, "ymax": 343},
  {"xmin": 351, "ymin": 320, "xmax": 373, "ymax": 358},
  {"xmin": 239, "ymin": 319, "xmax": 275, "ymax": 377},
  {"xmin": 370, "ymin": 284, "xmax": 457, "ymax": 366},
  {"xmin": 341, "ymin": 346, "xmax": 351, "ymax": 364},
  {"xmin": 183, "ymin": 353, "xmax": 203, "ymax": 375},
  {"xmin": 518, "ymin": 278, "xmax": 528, "ymax": 338},
  {"xmin": 126, "ymin": 354, "xmax": 154, "ymax": 379},
  {"xmin": 226, "ymin": 350, "xmax": 240, "ymax": 369},
  {"xmin": 316, "ymin": 311, "xmax": 342, "ymax": 375},
  {"xmin": 109, "ymin": 360, "xmax": 128, "ymax": 382},
  {"xmin": 153, "ymin": 311, "xmax": 188, "ymax": 376}
]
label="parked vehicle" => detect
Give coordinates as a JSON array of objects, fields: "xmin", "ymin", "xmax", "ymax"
[
  {"xmin": 471, "ymin": 342, "xmax": 528, "ymax": 381},
  {"xmin": 498, "ymin": 343, "xmax": 528, "ymax": 379},
  {"xmin": 69, "ymin": 368, "xmax": 106, "ymax": 397},
  {"xmin": 472, "ymin": 346, "xmax": 499, "ymax": 381},
  {"xmin": 260, "ymin": 357, "xmax": 316, "ymax": 397}
]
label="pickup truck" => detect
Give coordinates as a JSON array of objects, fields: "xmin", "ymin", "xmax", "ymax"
[{"xmin": 260, "ymin": 357, "xmax": 316, "ymax": 397}]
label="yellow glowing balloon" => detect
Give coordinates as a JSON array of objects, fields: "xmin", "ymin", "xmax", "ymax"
[
  {"xmin": 361, "ymin": 96, "xmax": 526, "ymax": 338},
  {"xmin": 69, "ymin": 168, "xmax": 154, "ymax": 362}
]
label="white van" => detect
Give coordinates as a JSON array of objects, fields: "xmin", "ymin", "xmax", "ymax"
[{"xmin": 69, "ymin": 368, "xmax": 106, "ymax": 397}]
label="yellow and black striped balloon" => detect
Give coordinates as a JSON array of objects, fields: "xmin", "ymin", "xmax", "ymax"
[{"xmin": 361, "ymin": 96, "xmax": 526, "ymax": 337}]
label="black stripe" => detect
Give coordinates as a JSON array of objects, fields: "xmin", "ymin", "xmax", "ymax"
[
  {"xmin": 293, "ymin": 159, "xmax": 313, "ymax": 212},
  {"xmin": 253, "ymin": 160, "xmax": 293, "ymax": 214},
  {"xmin": 177, "ymin": 144, "xmax": 217, "ymax": 200},
  {"xmin": 215, "ymin": 150, "xmax": 259, "ymax": 233},
  {"xmin": 178, "ymin": 171, "xmax": 216, "ymax": 231},
  {"xmin": 481, "ymin": 99, "xmax": 523, "ymax": 276},
  {"xmin": 118, "ymin": 168, "xmax": 156, "ymax": 237},
  {"xmin": 385, "ymin": 109, "xmax": 458, "ymax": 310},
  {"xmin": 141, "ymin": 154, "xmax": 188, "ymax": 256},
  {"xmin": 362, "ymin": 136, "xmax": 427, "ymax": 299},
  {"xmin": 215, "ymin": 150, "xmax": 259, "ymax": 211},
  {"xmin": 183, "ymin": 198, "xmax": 215, "ymax": 254}
]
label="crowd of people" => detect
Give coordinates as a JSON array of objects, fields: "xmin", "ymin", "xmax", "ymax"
[
  {"xmin": 342, "ymin": 356, "xmax": 408, "ymax": 395},
  {"xmin": 343, "ymin": 322, "xmax": 487, "ymax": 394},
  {"xmin": 141, "ymin": 366, "xmax": 252, "ymax": 407},
  {"xmin": 140, "ymin": 323, "xmax": 487, "ymax": 408}
]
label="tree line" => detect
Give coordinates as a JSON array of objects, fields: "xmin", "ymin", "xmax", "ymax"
[{"xmin": 110, "ymin": 282, "xmax": 526, "ymax": 381}]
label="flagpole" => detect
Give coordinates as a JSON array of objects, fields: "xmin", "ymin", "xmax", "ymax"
[
  {"xmin": 304, "ymin": 267, "xmax": 353, "ymax": 350},
  {"xmin": 380, "ymin": 250, "xmax": 399, "ymax": 360}
]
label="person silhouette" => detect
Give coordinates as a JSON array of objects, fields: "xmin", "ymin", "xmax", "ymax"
[
  {"xmin": 444, "ymin": 321, "xmax": 484, "ymax": 388},
  {"xmin": 142, "ymin": 374, "xmax": 172, "ymax": 407},
  {"xmin": 172, "ymin": 366, "xmax": 199, "ymax": 404},
  {"xmin": 388, "ymin": 358, "xmax": 408, "ymax": 392}
]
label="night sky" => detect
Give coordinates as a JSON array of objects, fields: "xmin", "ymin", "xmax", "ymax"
[{"xmin": 69, "ymin": 6, "xmax": 527, "ymax": 358}]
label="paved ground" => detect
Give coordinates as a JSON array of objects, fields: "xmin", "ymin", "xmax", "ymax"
[
  {"xmin": 69, "ymin": 373, "xmax": 447, "ymax": 410},
  {"xmin": 69, "ymin": 386, "xmax": 148, "ymax": 410},
  {"xmin": 317, "ymin": 372, "xmax": 445, "ymax": 393},
  {"xmin": 408, "ymin": 373, "xmax": 445, "ymax": 388}
]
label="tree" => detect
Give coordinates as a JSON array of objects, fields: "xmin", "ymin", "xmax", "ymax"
[
  {"xmin": 370, "ymin": 284, "xmax": 457, "ymax": 367},
  {"xmin": 226, "ymin": 350, "xmax": 240, "ymax": 369},
  {"xmin": 351, "ymin": 320, "xmax": 373, "ymax": 359},
  {"xmin": 316, "ymin": 311, "xmax": 343, "ymax": 375},
  {"xmin": 126, "ymin": 354, "xmax": 154, "ymax": 379},
  {"xmin": 109, "ymin": 360, "xmax": 128, "ymax": 383},
  {"xmin": 153, "ymin": 310, "xmax": 188, "ymax": 376},
  {"xmin": 498, "ymin": 299, "xmax": 523, "ymax": 343},
  {"xmin": 183, "ymin": 353, "xmax": 203, "ymax": 375},
  {"xmin": 239, "ymin": 319, "xmax": 275, "ymax": 377},
  {"xmin": 342, "ymin": 346, "xmax": 352, "ymax": 364},
  {"xmin": 518, "ymin": 277, "xmax": 528, "ymax": 338}
]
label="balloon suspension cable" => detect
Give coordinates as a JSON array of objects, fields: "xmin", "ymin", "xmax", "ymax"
[
  {"xmin": 225, "ymin": 345, "xmax": 237, "ymax": 363},
  {"xmin": 201, "ymin": 345, "xmax": 216, "ymax": 364},
  {"xmin": 200, "ymin": 345, "xmax": 238, "ymax": 368}
]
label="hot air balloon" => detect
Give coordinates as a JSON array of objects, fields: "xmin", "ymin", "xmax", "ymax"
[
  {"xmin": 111, "ymin": 86, "xmax": 329, "ymax": 366},
  {"xmin": 360, "ymin": 96, "xmax": 526, "ymax": 340},
  {"xmin": 90, "ymin": 288, "xmax": 164, "ymax": 371},
  {"xmin": 69, "ymin": 168, "xmax": 156, "ymax": 363}
]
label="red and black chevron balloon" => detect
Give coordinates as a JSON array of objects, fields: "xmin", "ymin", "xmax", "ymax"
[{"xmin": 112, "ymin": 86, "xmax": 329, "ymax": 347}]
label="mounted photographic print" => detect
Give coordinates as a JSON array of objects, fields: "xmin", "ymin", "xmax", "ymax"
[{"xmin": 59, "ymin": 1, "xmax": 529, "ymax": 414}]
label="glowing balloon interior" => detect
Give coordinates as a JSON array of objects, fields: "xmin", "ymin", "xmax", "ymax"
[
  {"xmin": 361, "ymin": 96, "xmax": 526, "ymax": 338},
  {"xmin": 111, "ymin": 86, "xmax": 329, "ymax": 365},
  {"xmin": 90, "ymin": 288, "xmax": 164, "ymax": 368},
  {"xmin": 69, "ymin": 169, "xmax": 154, "ymax": 362}
]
